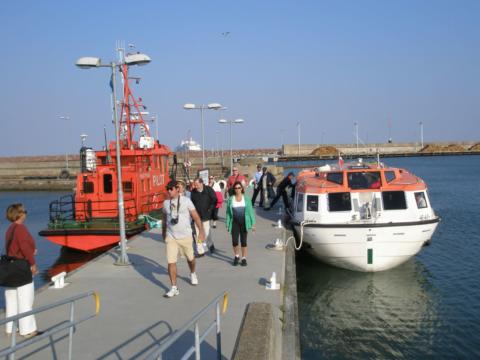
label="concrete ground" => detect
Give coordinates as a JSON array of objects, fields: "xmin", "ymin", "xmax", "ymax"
[{"xmin": 0, "ymin": 204, "xmax": 286, "ymax": 359}]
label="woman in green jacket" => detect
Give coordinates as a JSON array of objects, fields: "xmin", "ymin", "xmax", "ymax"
[{"xmin": 225, "ymin": 181, "xmax": 256, "ymax": 266}]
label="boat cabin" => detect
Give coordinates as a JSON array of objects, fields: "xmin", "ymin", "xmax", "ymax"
[{"xmin": 294, "ymin": 163, "xmax": 433, "ymax": 223}]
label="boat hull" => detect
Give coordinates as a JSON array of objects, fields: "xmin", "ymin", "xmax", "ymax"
[
  {"xmin": 294, "ymin": 218, "xmax": 439, "ymax": 272},
  {"xmin": 39, "ymin": 225, "xmax": 145, "ymax": 252}
]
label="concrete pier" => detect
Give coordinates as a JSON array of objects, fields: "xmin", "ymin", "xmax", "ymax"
[{"xmin": 0, "ymin": 205, "xmax": 294, "ymax": 359}]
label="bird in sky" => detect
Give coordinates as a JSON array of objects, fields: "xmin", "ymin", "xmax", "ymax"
[{"xmin": 221, "ymin": 32, "xmax": 230, "ymax": 37}]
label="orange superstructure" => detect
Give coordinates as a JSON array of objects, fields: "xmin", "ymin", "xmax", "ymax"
[{"xmin": 40, "ymin": 52, "xmax": 171, "ymax": 252}]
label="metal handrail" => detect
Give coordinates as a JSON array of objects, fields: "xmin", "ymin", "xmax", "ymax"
[
  {"xmin": 146, "ymin": 291, "xmax": 229, "ymax": 360},
  {"xmin": 0, "ymin": 290, "xmax": 100, "ymax": 360}
]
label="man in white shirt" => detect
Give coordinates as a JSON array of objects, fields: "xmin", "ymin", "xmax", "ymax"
[{"xmin": 162, "ymin": 180, "xmax": 205, "ymax": 298}]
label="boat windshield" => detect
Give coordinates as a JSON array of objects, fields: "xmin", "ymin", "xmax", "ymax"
[{"xmin": 347, "ymin": 171, "xmax": 381, "ymax": 189}]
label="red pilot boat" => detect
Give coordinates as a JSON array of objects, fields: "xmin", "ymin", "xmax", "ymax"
[{"xmin": 40, "ymin": 51, "xmax": 171, "ymax": 252}]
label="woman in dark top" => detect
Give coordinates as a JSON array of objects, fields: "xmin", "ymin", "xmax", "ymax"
[{"xmin": 4, "ymin": 203, "xmax": 40, "ymax": 338}]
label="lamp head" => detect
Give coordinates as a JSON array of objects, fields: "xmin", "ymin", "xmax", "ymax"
[
  {"xmin": 218, "ymin": 119, "xmax": 228, "ymax": 124},
  {"xmin": 76, "ymin": 57, "xmax": 101, "ymax": 69},
  {"xmin": 183, "ymin": 103, "xmax": 196, "ymax": 110},
  {"xmin": 124, "ymin": 53, "xmax": 151, "ymax": 66},
  {"xmin": 207, "ymin": 103, "xmax": 222, "ymax": 110},
  {"xmin": 233, "ymin": 119, "xmax": 244, "ymax": 124}
]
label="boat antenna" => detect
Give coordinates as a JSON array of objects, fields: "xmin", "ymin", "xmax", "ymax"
[
  {"xmin": 376, "ymin": 151, "xmax": 380, "ymax": 167},
  {"xmin": 104, "ymin": 125, "xmax": 111, "ymax": 163}
]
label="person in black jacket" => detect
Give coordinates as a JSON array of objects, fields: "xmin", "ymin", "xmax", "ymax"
[
  {"xmin": 266, "ymin": 172, "xmax": 295, "ymax": 210},
  {"xmin": 259, "ymin": 167, "xmax": 276, "ymax": 209},
  {"xmin": 190, "ymin": 177, "xmax": 218, "ymax": 253}
]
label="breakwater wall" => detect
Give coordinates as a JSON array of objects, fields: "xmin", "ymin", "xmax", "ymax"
[{"xmin": 2, "ymin": 141, "xmax": 478, "ymax": 190}]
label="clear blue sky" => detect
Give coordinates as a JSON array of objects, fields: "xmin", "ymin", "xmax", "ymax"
[{"xmin": 1, "ymin": 0, "xmax": 478, "ymax": 156}]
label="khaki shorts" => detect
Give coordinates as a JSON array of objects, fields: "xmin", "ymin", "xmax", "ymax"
[{"xmin": 165, "ymin": 235, "xmax": 194, "ymax": 264}]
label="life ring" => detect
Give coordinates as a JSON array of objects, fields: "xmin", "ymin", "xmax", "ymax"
[{"xmin": 184, "ymin": 160, "xmax": 192, "ymax": 167}]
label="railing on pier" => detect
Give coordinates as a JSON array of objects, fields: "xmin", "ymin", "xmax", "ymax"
[
  {"xmin": 0, "ymin": 291, "xmax": 100, "ymax": 360},
  {"xmin": 145, "ymin": 291, "xmax": 229, "ymax": 360}
]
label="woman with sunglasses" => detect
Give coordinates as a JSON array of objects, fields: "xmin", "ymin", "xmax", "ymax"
[
  {"xmin": 225, "ymin": 181, "xmax": 256, "ymax": 266},
  {"xmin": 4, "ymin": 203, "xmax": 41, "ymax": 338}
]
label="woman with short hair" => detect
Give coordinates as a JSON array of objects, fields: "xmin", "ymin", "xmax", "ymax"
[{"xmin": 4, "ymin": 203, "xmax": 40, "ymax": 338}]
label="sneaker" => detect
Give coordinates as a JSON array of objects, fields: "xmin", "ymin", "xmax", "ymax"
[
  {"xmin": 195, "ymin": 253, "xmax": 205, "ymax": 258},
  {"xmin": 209, "ymin": 245, "xmax": 215, "ymax": 253},
  {"xmin": 190, "ymin": 273, "xmax": 199, "ymax": 285},
  {"xmin": 241, "ymin": 258, "xmax": 247, "ymax": 266},
  {"xmin": 164, "ymin": 286, "xmax": 179, "ymax": 298},
  {"xmin": 212, "ymin": 222, "xmax": 217, "ymax": 228},
  {"xmin": 233, "ymin": 256, "xmax": 240, "ymax": 266}
]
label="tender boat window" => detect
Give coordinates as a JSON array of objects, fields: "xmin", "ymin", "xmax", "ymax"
[
  {"xmin": 103, "ymin": 174, "xmax": 113, "ymax": 194},
  {"xmin": 385, "ymin": 171, "xmax": 396, "ymax": 183},
  {"xmin": 296, "ymin": 194, "xmax": 304, "ymax": 213},
  {"xmin": 382, "ymin": 191, "xmax": 407, "ymax": 210},
  {"xmin": 306, "ymin": 195, "xmax": 319, "ymax": 212},
  {"xmin": 83, "ymin": 181, "xmax": 94, "ymax": 194},
  {"xmin": 414, "ymin": 192, "xmax": 428, "ymax": 208},
  {"xmin": 348, "ymin": 171, "xmax": 381, "ymax": 189},
  {"xmin": 328, "ymin": 192, "xmax": 352, "ymax": 212},
  {"xmin": 326, "ymin": 172, "xmax": 343, "ymax": 185}
]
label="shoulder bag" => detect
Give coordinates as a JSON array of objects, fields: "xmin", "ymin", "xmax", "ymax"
[{"xmin": 0, "ymin": 225, "xmax": 33, "ymax": 287}]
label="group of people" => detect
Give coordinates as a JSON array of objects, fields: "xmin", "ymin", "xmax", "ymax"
[
  {"xmin": 161, "ymin": 171, "xmax": 256, "ymax": 298},
  {"xmin": 162, "ymin": 166, "xmax": 296, "ymax": 298}
]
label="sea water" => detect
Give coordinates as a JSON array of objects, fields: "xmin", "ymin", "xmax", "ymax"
[{"xmin": 293, "ymin": 155, "xmax": 480, "ymax": 359}]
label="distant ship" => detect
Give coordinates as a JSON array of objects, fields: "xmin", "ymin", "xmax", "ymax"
[{"xmin": 175, "ymin": 137, "xmax": 202, "ymax": 152}]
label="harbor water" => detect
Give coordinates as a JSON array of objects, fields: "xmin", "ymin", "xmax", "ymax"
[
  {"xmin": 1, "ymin": 155, "xmax": 480, "ymax": 359},
  {"xmin": 292, "ymin": 155, "xmax": 480, "ymax": 359}
]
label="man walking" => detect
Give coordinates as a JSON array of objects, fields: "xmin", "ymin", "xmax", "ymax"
[
  {"xmin": 190, "ymin": 177, "xmax": 218, "ymax": 254},
  {"xmin": 259, "ymin": 167, "xmax": 276, "ymax": 209},
  {"xmin": 226, "ymin": 167, "xmax": 247, "ymax": 196},
  {"xmin": 251, "ymin": 164, "xmax": 263, "ymax": 206},
  {"xmin": 267, "ymin": 172, "xmax": 295, "ymax": 210},
  {"xmin": 162, "ymin": 180, "xmax": 205, "ymax": 298}
]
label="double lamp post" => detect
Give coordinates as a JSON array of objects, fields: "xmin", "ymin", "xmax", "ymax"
[{"xmin": 75, "ymin": 51, "xmax": 151, "ymax": 266}]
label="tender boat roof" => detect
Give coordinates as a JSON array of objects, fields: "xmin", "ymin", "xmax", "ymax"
[{"xmin": 296, "ymin": 161, "xmax": 427, "ymax": 194}]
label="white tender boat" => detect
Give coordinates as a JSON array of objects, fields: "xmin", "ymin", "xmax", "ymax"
[{"xmin": 291, "ymin": 159, "xmax": 440, "ymax": 272}]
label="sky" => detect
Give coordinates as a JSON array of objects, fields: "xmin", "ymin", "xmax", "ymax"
[{"xmin": 0, "ymin": 0, "xmax": 479, "ymax": 156}]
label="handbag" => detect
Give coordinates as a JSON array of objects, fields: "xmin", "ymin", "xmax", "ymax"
[{"xmin": 0, "ymin": 225, "xmax": 33, "ymax": 288}]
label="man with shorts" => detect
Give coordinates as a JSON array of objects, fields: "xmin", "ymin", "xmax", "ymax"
[{"xmin": 162, "ymin": 180, "xmax": 205, "ymax": 298}]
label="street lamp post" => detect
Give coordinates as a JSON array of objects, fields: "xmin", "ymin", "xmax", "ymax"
[
  {"xmin": 75, "ymin": 51, "xmax": 151, "ymax": 266},
  {"xmin": 354, "ymin": 122, "xmax": 359, "ymax": 152},
  {"xmin": 183, "ymin": 103, "xmax": 223, "ymax": 168},
  {"xmin": 419, "ymin": 121, "xmax": 424, "ymax": 148},
  {"xmin": 296, "ymin": 121, "xmax": 301, "ymax": 155},
  {"xmin": 59, "ymin": 115, "xmax": 71, "ymax": 171},
  {"xmin": 218, "ymin": 118, "xmax": 244, "ymax": 174},
  {"xmin": 149, "ymin": 114, "xmax": 159, "ymax": 140}
]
